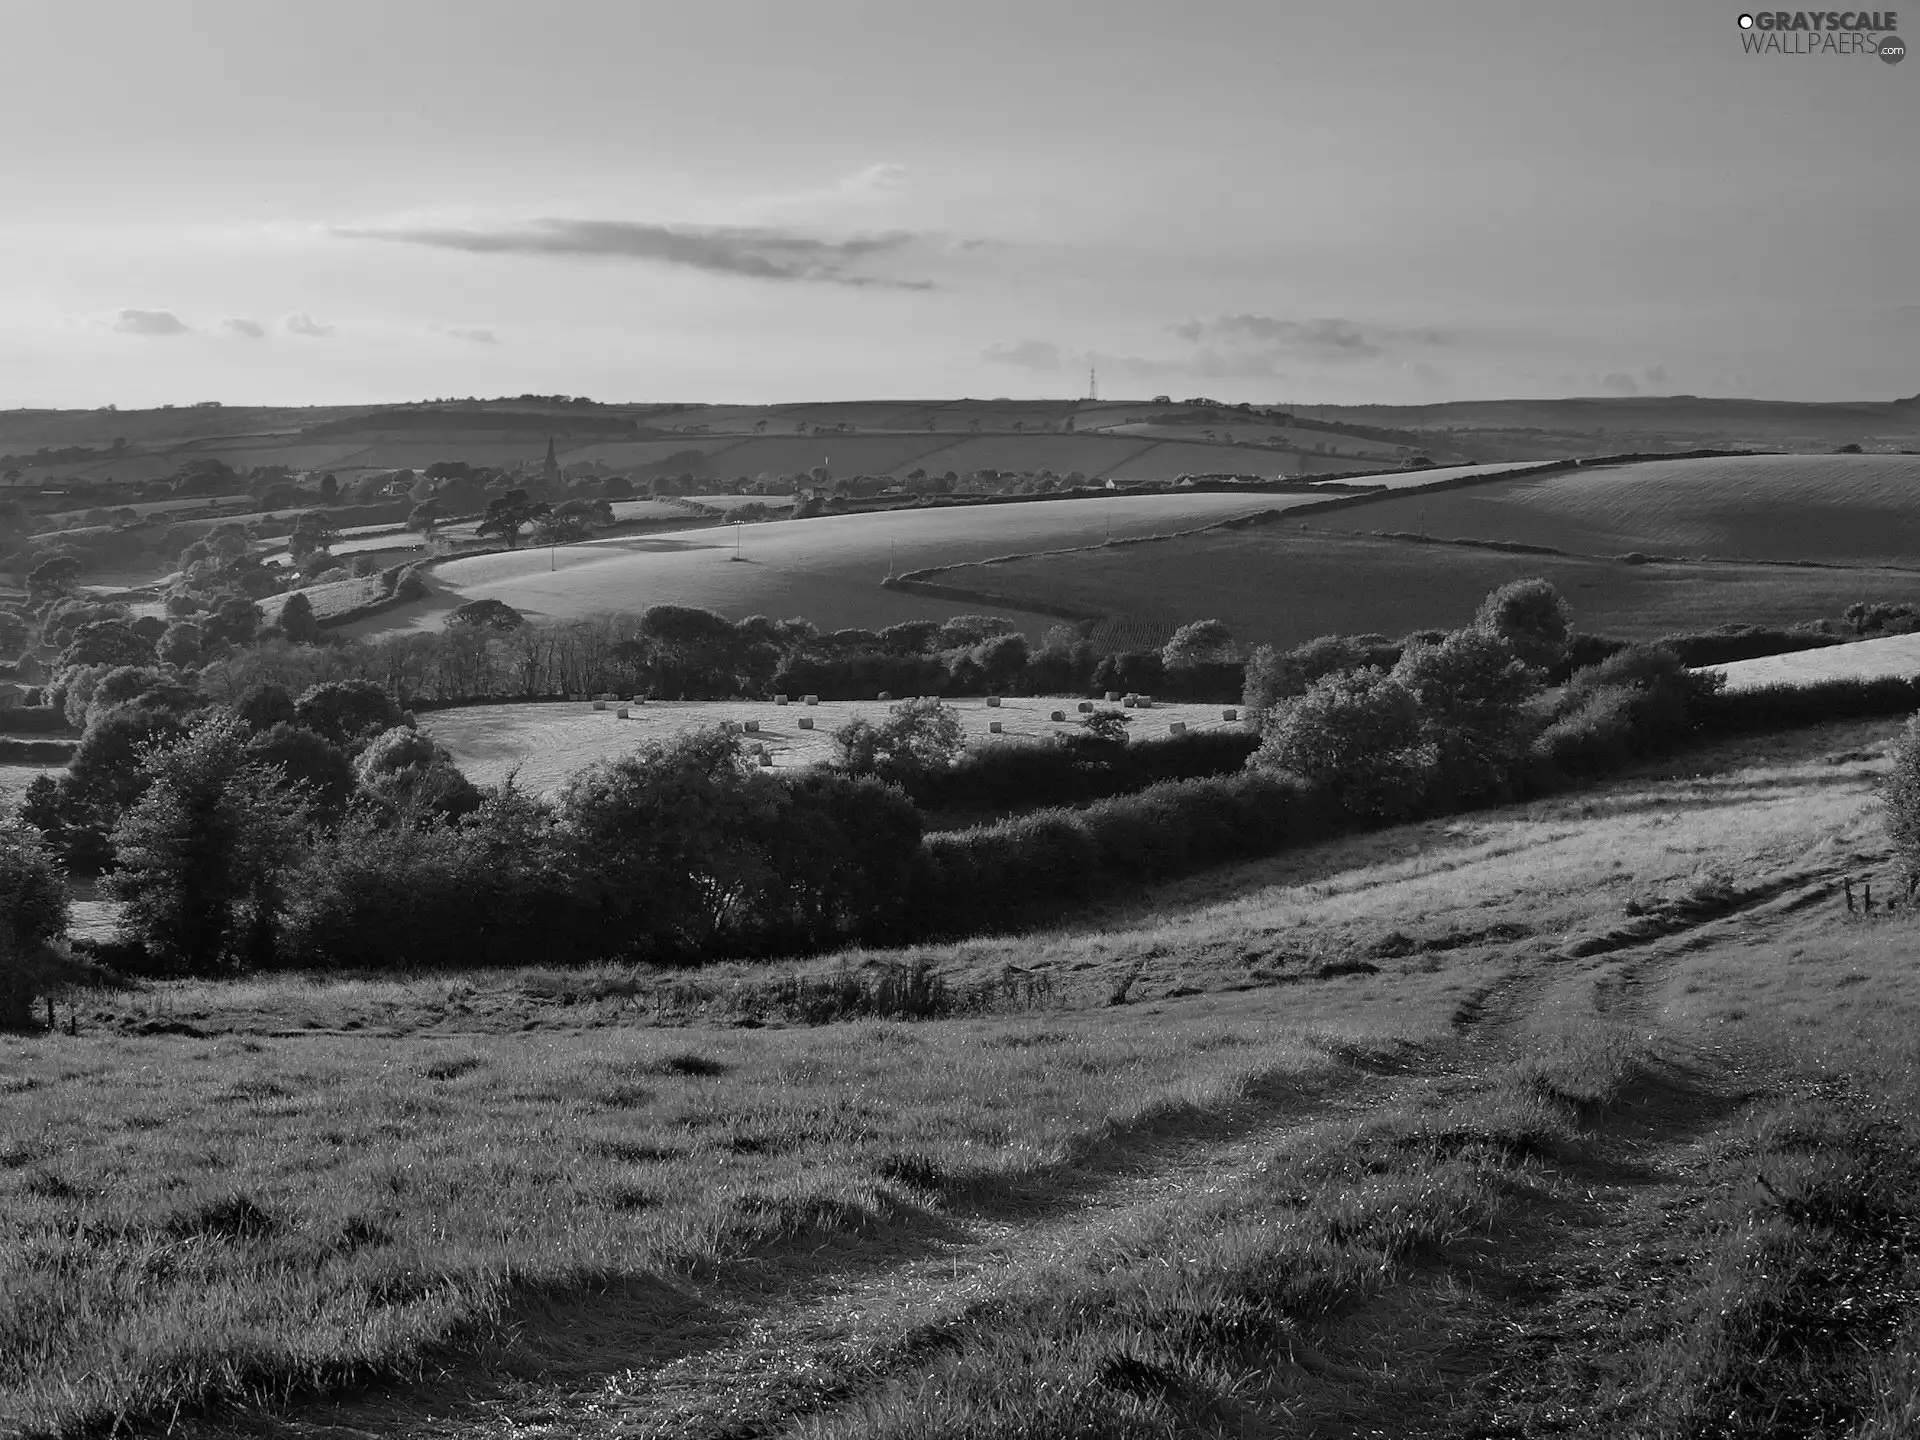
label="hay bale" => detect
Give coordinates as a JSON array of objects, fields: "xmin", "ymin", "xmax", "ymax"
[
  {"xmin": 592, "ymin": 700, "xmax": 606, "ymax": 711},
  {"xmin": 877, "ymin": 691, "xmax": 892, "ymax": 701},
  {"xmin": 1123, "ymin": 696, "xmax": 1137, "ymax": 708},
  {"xmin": 988, "ymin": 720, "xmax": 1003, "ymax": 734},
  {"xmin": 744, "ymin": 720, "xmax": 759, "ymax": 733},
  {"xmin": 798, "ymin": 717, "xmax": 815, "ymax": 730},
  {"xmin": 1137, "ymin": 697, "xmax": 1154, "ymax": 709},
  {"xmin": 1050, "ymin": 710, "xmax": 1066, "ymax": 722},
  {"xmin": 1223, "ymin": 707, "xmax": 1238, "ymax": 722},
  {"xmin": 775, "ymin": 695, "xmax": 789, "ymax": 706},
  {"xmin": 985, "ymin": 695, "xmax": 1001, "ymax": 708},
  {"xmin": 1077, "ymin": 700, "xmax": 1094, "ymax": 713},
  {"xmin": 758, "ymin": 752, "xmax": 774, "ymax": 767},
  {"xmin": 616, "ymin": 707, "xmax": 630, "ymax": 719},
  {"xmin": 1105, "ymin": 691, "xmax": 1119, "ymax": 702},
  {"xmin": 1168, "ymin": 721, "xmax": 1187, "ymax": 736},
  {"xmin": 804, "ymin": 695, "xmax": 819, "ymax": 705}
]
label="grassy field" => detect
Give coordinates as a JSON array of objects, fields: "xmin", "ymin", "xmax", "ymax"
[
  {"xmin": 337, "ymin": 492, "xmax": 1311, "ymax": 641},
  {"xmin": 924, "ymin": 525, "xmax": 1920, "ymax": 651},
  {"xmin": 420, "ymin": 695, "xmax": 1248, "ymax": 794},
  {"xmin": 1707, "ymin": 631, "xmax": 1920, "ymax": 690},
  {"xmin": 8, "ymin": 716, "xmax": 1920, "ymax": 1436},
  {"xmin": 1319, "ymin": 453, "xmax": 1920, "ymax": 565}
]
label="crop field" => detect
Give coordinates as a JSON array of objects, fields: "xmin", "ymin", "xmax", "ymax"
[
  {"xmin": 11, "ymin": 716, "xmax": 1920, "ymax": 1437},
  {"xmin": 1320, "ymin": 453, "xmax": 1920, "ymax": 565},
  {"xmin": 923, "ymin": 526, "xmax": 1920, "ymax": 651},
  {"xmin": 339, "ymin": 491, "xmax": 1305, "ymax": 640},
  {"xmin": 1317, "ymin": 458, "xmax": 1563, "ymax": 491},
  {"xmin": 420, "ymin": 694, "xmax": 1248, "ymax": 794},
  {"xmin": 1706, "ymin": 631, "xmax": 1920, "ymax": 691}
]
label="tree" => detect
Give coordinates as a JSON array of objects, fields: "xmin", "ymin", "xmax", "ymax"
[
  {"xmin": 406, "ymin": 500, "xmax": 443, "ymax": 535},
  {"xmin": 476, "ymin": 489, "xmax": 550, "ymax": 549},
  {"xmin": 0, "ymin": 822, "xmax": 69, "ymax": 1031},
  {"xmin": 202, "ymin": 594, "xmax": 262, "ymax": 648},
  {"xmin": 1473, "ymin": 579, "xmax": 1573, "ymax": 675},
  {"xmin": 832, "ymin": 697, "xmax": 965, "ymax": 782},
  {"xmin": 28, "ymin": 556, "xmax": 80, "ymax": 600},
  {"xmin": 1253, "ymin": 667, "xmax": 1435, "ymax": 821},
  {"xmin": 156, "ymin": 620, "xmax": 205, "ymax": 668},
  {"xmin": 1390, "ymin": 629, "xmax": 1538, "ymax": 805},
  {"xmin": 57, "ymin": 618, "xmax": 155, "ymax": 672},
  {"xmin": 1161, "ymin": 619, "xmax": 1237, "ymax": 669},
  {"xmin": 294, "ymin": 679, "xmax": 404, "ymax": 751},
  {"xmin": 234, "ymin": 682, "xmax": 298, "ymax": 732},
  {"xmin": 277, "ymin": 592, "xmax": 321, "ymax": 645},
  {"xmin": 1064, "ymin": 706, "xmax": 1132, "ymax": 759},
  {"xmin": 107, "ymin": 714, "xmax": 312, "ymax": 973},
  {"xmin": 244, "ymin": 723, "xmax": 355, "ymax": 819},
  {"xmin": 287, "ymin": 510, "xmax": 340, "ymax": 563},
  {"xmin": 319, "ymin": 474, "xmax": 339, "ymax": 501},
  {"xmin": 557, "ymin": 727, "xmax": 780, "ymax": 959},
  {"xmin": 354, "ymin": 726, "xmax": 482, "ymax": 823}
]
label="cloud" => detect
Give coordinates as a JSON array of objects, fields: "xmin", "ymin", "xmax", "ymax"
[
  {"xmin": 1176, "ymin": 314, "xmax": 1383, "ymax": 360},
  {"xmin": 444, "ymin": 326, "xmax": 498, "ymax": 345},
  {"xmin": 1601, "ymin": 372, "xmax": 1640, "ymax": 395},
  {"xmin": 335, "ymin": 217, "xmax": 942, "ymax": 289},
  {"xmin": 114, "ymin": 309, "xmax": 189, "ymax": 336},
  {"xmin": 982, "ymin": 340, "xmax": 1061, "ymax": 370},
  {"xmin": 222, "ymin": 318, "xmax": 266, "ymax": 338},
  {"xmin": 835, "ymin": 162, "xmax": 909, "ymax": 194},
  {"xmin": 1641, "ymin": 364, "xmax": 1668, "ymax": 391},
  {"xmin": 285, "ymin": 313, "xmax": 335, "ymax": 338}
]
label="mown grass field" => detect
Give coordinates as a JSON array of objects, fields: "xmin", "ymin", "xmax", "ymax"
[
  {"xmin": 338, "ymin": 492, "xmax": 1313, "ymax": 641},
  {"xmin": 8, "ymin": 716, "xmax": 1920, "ymax": 1437},
  {"xmin": 420, "ymin": 695, "xmax": 1248, "ymax": 795},
  {"xmin": 1707, "ymin": 631, "xmax": 1920, "ymax": 690},
  {"xmin": 1321, "ymin": 453, "xmax": 1920, "ymax": 565},
  {"xmin": 927, "ymin": 525, "xmax": 1920, "ymax": 652}
]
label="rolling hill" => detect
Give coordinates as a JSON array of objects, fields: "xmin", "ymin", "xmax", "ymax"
[
  {"xmin": 339, "ymin": 491, "xmax": 1313, "ymax": 639},
  {"xmin": 1313, "ymin": 453, "xmax": 1920, "ymax": 566}
]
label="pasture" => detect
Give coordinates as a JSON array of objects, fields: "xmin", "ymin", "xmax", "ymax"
[
  {"xmin": 1320, "ymin": 453, "xmax": 1920, "ymax": 565},
  {"xmin": 924, "ymin": 525, "xmax": 1920, "ymax": 651},
  {"xmin": 420, "ymin": 694, "xmax": 1248, "ymax": 795},
  {"xmin": 1705, "ymin": 631, "xmax": 1920, "ymax": 691},
  {"xmin": 9, "ymin": 715, "xmax": 1920, "ymax": 1436},
  {"xmin": 339, "ymin": 491, "xmax": 1308, "ymax": 640}
]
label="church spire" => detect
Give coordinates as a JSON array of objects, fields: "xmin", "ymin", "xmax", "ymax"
[{"xmin": 543, "ymin": 437, "xmax": 559, "ymax": 487}]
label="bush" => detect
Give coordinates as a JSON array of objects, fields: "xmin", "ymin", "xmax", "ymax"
[
  {"xmin": 0, "ymin": 822, "xmax": 70, "ymax": 1031},
  {"xmin": 244, "ymin": 723, "xmax": 355, "ymax": 818},
  {"xmin": 832, "ymin": 697, "xmax": 964, "ymax": 784},
  {"xmin": 1882, "ymin": 716, "xmax": 1920, "ymax": 886},
  {"xmin": 353, "ymin": 726, "xmax": 482, "ymax": 822},
  {"xmin": 1390, "ymin": 629, "xmax": 1538, "ymax": 806}
]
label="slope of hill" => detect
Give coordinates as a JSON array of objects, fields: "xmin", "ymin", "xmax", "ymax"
[
  {"xmin": 339, "ymin": 491, "xmax": 1310, "ymax": 639},
  {"xmin": 1316, "ymin": 453, "xmax": 1920, "ymax": 566}
]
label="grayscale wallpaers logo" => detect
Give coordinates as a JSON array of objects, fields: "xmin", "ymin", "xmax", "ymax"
[{"xmin": 1737, "ymin": 10, "xmax": 1904, "ymax": 58}]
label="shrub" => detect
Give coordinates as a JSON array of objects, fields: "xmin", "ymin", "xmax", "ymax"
[
  {"xmin": 0, "ymin": 822, "xmax": 70, "ymax": 1031},
  {"xmin": 832, "ymin": 697, "xmax": 965, "ymax": 784},
  {"xmin": 447, "ymin": 598, "xmax": 523, "ymax": 631},
  {"xmin": 234, "ymin": 681, "xmax": 299, "ymax": 732},
  {"xmin": 278, "ymin": 592, "xmax": 322, "ymax": 644},
  {"xmin": 1391, "ymin": 629, "xmax": 1538, "ymax": 805},
  {"xmin": 1882, "ymin": 716, "xmax": 1920, "ymax": 887},
  {"xmin": 1161, "ymin": 618, "xmax": 1237, "ymax": 669},
  {"xmin": 244, "ymin": 723, "xmax": 355, "ymax": 819}
]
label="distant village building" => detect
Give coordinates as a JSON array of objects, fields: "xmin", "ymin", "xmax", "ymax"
[{"xmin": 542, "ymin": 438, "xmax": 560, "ymax": 489}]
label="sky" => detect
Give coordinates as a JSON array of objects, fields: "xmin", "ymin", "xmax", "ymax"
[{"xmin": 1, "ymin": 0, "xmax": 1914, "ymax": 409}]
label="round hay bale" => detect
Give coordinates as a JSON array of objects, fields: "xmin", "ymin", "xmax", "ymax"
[
  {"xmin": 1223, "ymin": 707, "xmax": 1238, "ymax": 722},
  {"xmin": 1168, "ymin": 721, "xmax": 1187, "ymax": 736},
  {"xmin": 775, "ymin": 695, "xmax": 789, "ymax": 706},
  {"xmin": 616, "ymin": 707, "xmax": 629, "ymax": 719},
  {"xmin": 744, "ymin": 720, "xmax": 760, "ymax": 733},
  {"xmin": 877, "ymin": 691, "xmax": 892, "ymax": 701},
  {"xmin": 1050, "ymin": 710, "xmax": 1066, "ymax": 722},
  {"xmin": 804, "ymin": 695, "xmax": 819, "ymax": 705},
  {"xmin": 985, "ymin": 695, "xmax": 1001, "ymax": 708},
  {"xmin": 592, "ymin": 700, "xmax": 606, "ymax": 711},
  {"xmin": 758, "ymin": 751, "xmax": 774, "ymax": 767},
  {"xmin": 798, "ymin": 717, "xmax": 815, "ymax": 730},
  {"xmin": 1123, "ymin": 696, "xmax": 1137, "ymax": 708},
  {"xmin": 1077, "ymin": 700, "xmax": 1094, "ymax": 713},
  {"xmin": 1105, "ymin": 691, "xmax": 1119, "ymax": 702},
  {"xmin": 988, "ymin": 720, "xmax": 1003, "ymax": 734}
]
